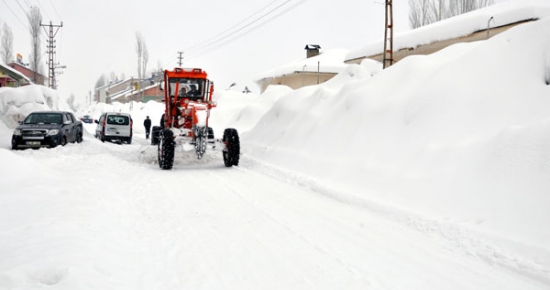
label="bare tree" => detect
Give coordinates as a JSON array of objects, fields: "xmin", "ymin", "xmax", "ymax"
[
  {"xmin": 409, "ymin": 0, "xmax": 432, "ymax": 29},
  {"xmin": 409, "ymin": 0, "xmax": 494, "ymax": 29},
  {"xmin": 1, "ymin": 22, "xmax": 14, "ymax": 64},
  {"xmin": 135, "ymin": 31, "xmax": 149, "ymax": 100},
  {"xmin": 447, "ymin": 0, "xmax": 494, "ymax": 18},
  {"xmin": 136, "ymin": 32, "xmax": 144, "ymax": 80},
  {"xmin": 142, "ymin": 43, "xmax": 149, "ymax": 82},
  {"xmin": 27, "ymin": 6, "xmax": 43, "ymax": 83},
  {"xmin": 95, "ymin": 73, "xmax": 107, "ymax": 89}
]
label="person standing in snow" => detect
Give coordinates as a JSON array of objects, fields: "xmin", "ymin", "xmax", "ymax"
[{"xmin": 144, "ymin": 116, "xmax": 152, "ymax": 139}]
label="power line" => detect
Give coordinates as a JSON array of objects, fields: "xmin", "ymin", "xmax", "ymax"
[
  {"xmin": 1, "ymin": 0, "xmax": 28, "ymax": 29},
  {"xmin": 47, "ymin": 0, "xmax": 62, "ymax": 19},
  {"xmin": 183, "ymin": 0, "xmax": 282, "ymax": 54},
  {"xmin": 185, "ymin": 0, "xmax": 308, "ymax": 60},
  {"xmin": 180, "ymin": 0, "xmax": 308, "ymax": 61},
  {"xmin": 36, "ymin": 0, "xmax": 52, "ymax": 20}
]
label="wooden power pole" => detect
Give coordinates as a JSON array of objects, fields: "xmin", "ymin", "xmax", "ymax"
[{"xmin": 383, "ymin": 0, "xmax": 394, "ymax": 69}]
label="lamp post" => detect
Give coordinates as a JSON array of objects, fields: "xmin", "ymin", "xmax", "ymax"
[{"xmin": 487, "ymin": 16, "xmax": 495, "ymax": 39}]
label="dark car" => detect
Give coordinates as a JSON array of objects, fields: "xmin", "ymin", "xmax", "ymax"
[
  {"xmin": 11, "ymin": 111, "xmax": 83, "ymax": 149},
  {"xmin": 81, "ymin": 115, "xmax": 94, "ymax": 123}
]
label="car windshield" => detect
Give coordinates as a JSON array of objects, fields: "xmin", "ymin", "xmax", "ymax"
[
  {"xmin": 23, "ymin": 113, "xmax": 63, "ymax": 124},
  {"xmin": 106, "ymin": 115, "xmax": 130, "ymax": 125}
]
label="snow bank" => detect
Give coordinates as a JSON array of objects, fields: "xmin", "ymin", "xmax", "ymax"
[
  {"xmin": 0, "ymin": 85, "xmax": 71, "ymax": 128},
  {"xmin": 244, "ymin": 17, "xmax": 550, "ymax": 251}
]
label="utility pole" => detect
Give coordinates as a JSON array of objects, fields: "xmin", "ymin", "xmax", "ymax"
[
  {"xmin": 383, "ymin": 0, "xmax": 394, "ymax": 69},
  {"xmin": 41, "ymin": 21, "xmax": 63, "ymax": 89},
  {"xmin": 177, "ymin": 51, "xmax": 184, "ymax": 67}
]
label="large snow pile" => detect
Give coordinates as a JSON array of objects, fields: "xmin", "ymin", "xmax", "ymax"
[
  {"xmin": 244, "ymin": 16, "xmax": 550, "ymax": 256},
  {"xmin": 0, "ymin": 85, "xmax": 71, "ymax": 128}
]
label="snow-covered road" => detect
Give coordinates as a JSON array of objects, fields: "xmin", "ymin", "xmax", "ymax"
[{"xmin": 1, "ymin": 127, "xmax": 547, "ymax": 290}]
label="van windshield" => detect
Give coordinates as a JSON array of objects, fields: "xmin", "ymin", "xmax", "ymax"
[{"xmin": 107, "ymin": 115, "xmax": 130, "ymax": 125}]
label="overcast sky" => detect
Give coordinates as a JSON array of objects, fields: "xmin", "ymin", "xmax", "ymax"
[{"xmin": 1, "ymin": 0, "xmax": 507, "ymax": 100}]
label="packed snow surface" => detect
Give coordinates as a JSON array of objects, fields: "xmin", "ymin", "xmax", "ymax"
[{"xmin": 1, "ymin": 10, "xmax": 550, "ymax": 290}]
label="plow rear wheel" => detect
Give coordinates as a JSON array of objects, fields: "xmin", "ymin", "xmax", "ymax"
[
  {"xmin": 223, "ymin": 128, "xmax": 240, "ymax": 167},
  {"xmin": 158, "ymin": 129, "xmax": 175, "ymax": 170}
]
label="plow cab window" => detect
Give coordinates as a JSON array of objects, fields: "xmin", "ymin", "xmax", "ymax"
[{"xmin": 169, "ymin": 78, "xmax": 204, "ymax": 100}]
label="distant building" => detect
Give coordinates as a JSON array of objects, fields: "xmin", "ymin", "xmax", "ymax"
[
  {"xmin": 255, "ymin": 46, "xmax": 348, "ymax": 93},
  {"xmin": 8, "ymin": 62, "xmax": 47, "ymax": 86},
  {"xmin": 94, "ymin": 72, "xmax": 164, "ymax": 104},
  {"xmin": 0, "ymin": 63, "xmax": 33, "ymax": 88}
]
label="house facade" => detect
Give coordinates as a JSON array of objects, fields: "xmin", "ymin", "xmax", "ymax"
[
  {"xmin": 255, "ymin": 46, "xmax": 348, "ymax": 93},
  {"xmin": 0, "ymin": 63, "xmax": 36, "ymax": 88},
  {"xmin": 8, "ymin": 63, "xmax": 47, "ymax": 86}
]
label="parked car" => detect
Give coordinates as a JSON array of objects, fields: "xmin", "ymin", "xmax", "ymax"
[
  {"xmin": 11, "ymin": 111, "xmax": 83, "ymax": 149},
  {"xmin": 95, "ymin": 112, "xmax": 133, "ymax": 144},
  {"xmin": 80, "ymin": 115, "xmax": 94, "ymax": 123}
]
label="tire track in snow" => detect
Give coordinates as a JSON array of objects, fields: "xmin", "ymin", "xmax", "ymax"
[{"xmin": 234, "ymin": 155, "xmax": 550, "ymax": 288}]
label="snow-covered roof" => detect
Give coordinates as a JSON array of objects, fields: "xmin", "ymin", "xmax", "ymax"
[
  {"xmin": 0, "ymin": 63, "xmax": 32, "ymax": 85},
  {"xmin": 345, "ymin": 0, "xmax": 550, "ymax": 61},
  {"xmin": 255, "ymin": 48, "xmax": 349, "ymax": 81}
]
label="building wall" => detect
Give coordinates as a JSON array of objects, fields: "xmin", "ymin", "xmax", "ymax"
[
  {"xmin": 345, "ymin": 21, "xmax": 528, "ymax": 65},
  {"xmin": 8, "ymin": 63, "xmax": 46, "ymax": 85},
  {"xmin": 256, "ymin": 72, "xmax": 336, "ymax": 93},
  {"xmin": 0, "ymin": 76, "xmax": 10, "ymax": 87}
]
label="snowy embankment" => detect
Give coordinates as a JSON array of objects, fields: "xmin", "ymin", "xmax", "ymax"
[{"xmin": 243, "ymin": 16, "xmax": 550, "ymax": 268}]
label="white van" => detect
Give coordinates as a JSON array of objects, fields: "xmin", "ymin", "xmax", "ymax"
[{"xmin": 95, "ymin": 112, "xmax": 133, "ymax": 144}]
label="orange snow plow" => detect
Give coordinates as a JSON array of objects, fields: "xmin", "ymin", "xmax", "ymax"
[{"xmin": 152, "ymin": 67, "xmax": 240, "ymax": 170}]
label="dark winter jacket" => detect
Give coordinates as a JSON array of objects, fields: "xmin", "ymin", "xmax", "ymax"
[{"xmin": 144, "ymin": 118, "xmax": 152, "ymax": 129}]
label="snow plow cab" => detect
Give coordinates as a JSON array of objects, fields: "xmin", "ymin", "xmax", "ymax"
[{"xmin": 153, "ymin": 67, "xmax": 240, "ymax": 170}]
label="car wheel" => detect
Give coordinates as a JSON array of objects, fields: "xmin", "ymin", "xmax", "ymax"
[
  {"xmin": 61, "ymin": 136, "xmax": 67, "ymax": 146},
  {"xmin": 11, "ymin": 141, "xmax": 19, "ymax": 150},
  {"xmin": 77, "ymin": 131, "xmax": 83, "ymax": 143}
]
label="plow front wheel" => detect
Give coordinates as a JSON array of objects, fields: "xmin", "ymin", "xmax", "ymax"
[
  {"xmin": 158, "ymin": 129, "xmax": 175, "ymax": 170},
  {"xmin": 223, "ymin": 128, "xmax": 240, "ymax": 167}
]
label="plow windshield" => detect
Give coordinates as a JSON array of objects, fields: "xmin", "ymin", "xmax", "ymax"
[{"xmin": 168, "ymin": 78, "xmax": 205, "ymax": 100}]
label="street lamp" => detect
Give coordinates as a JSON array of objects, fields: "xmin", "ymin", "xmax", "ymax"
[{"xmin": 487, "ymin": 16, "xmax": 495, "ymax": 39}]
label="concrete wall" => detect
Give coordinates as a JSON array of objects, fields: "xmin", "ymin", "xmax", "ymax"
[
  {"xmin": 346, "ymin": 21, "xmax": 529, "ymax": 65},
  {"xmin": 256, "ymin": 72, "xmax": 336, "ymax": 93}
]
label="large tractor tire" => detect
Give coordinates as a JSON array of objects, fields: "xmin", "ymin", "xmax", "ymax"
[
  {"xmin": 222, "ymin": 128, "xmax": 240, "ymax": 167},
  {"xmin": 158, "ymin": 129, "xmax": 175, "ymax": 170},
  {"xmin": 151, "ymin": 126, "xmax": 161, "ymax": 145}
]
